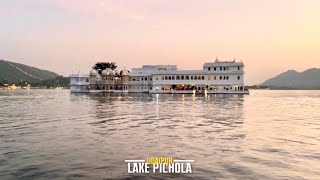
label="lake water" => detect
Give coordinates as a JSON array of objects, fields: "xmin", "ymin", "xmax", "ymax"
[{"xmin": 0, "ymin": 90, "xmax": 320, "ymax": 180}]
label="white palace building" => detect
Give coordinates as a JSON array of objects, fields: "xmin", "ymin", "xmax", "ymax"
[{"xmin": 69, "ymin": 59, "xmax": 249, "ymax": 94}]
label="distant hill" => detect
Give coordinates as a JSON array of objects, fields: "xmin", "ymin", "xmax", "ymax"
[
  {"xmin": 260, "ymin": 68, "xmax": 320, "ymax": 89},
  {"xmin": 32, "ymin": 76, "xmax": 70, "ymax": 88},
  {"xmin": 0, "ymin": 59, "xmax": 59, "ymax": 84}
]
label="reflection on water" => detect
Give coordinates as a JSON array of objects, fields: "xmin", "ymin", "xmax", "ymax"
[{"xmin": 0, "ymin": 90, "xmax": 320, "ymax": 179}]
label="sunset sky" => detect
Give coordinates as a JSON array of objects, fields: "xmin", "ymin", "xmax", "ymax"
[{"xmin": 1, "ymin": 0, "xmax": 320, "ymax": 85}]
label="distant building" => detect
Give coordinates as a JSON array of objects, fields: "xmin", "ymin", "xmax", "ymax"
[{"xmin": 69, "ymin": 59, "xmax": 248, "ymax": 94}]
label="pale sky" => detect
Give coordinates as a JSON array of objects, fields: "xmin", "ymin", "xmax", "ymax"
[{"xmin": 1, "ymin": 0, "xmax": 320, "ymax": 85}]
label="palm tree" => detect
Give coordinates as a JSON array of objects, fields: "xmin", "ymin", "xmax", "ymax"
[{"xmin": 92, "ymin": 62, "xmax": 117, "ymax": 74}]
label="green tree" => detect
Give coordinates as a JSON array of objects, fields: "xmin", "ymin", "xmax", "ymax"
[{"xmin": 92, "ymin": 62, "xmax": 117, "ymax": 74}]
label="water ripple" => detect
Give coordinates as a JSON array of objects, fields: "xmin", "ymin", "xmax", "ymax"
[{"xmin": 0, "ymin": 90, "xmax": 319, "ymax": 179}]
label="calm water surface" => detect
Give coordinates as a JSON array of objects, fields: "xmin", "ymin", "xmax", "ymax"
[{"xmin": 0, "ymin": 90, "xmax": 320, "ymax": 180}]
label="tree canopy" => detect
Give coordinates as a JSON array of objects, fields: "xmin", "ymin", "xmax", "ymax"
[{"xmin": 92, "ymin": 62, "xmax": 117, "ymax": 74}]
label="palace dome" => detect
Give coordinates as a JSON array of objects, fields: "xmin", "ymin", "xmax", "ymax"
[
  {"xmin": 90, "ymin": 69, "xmax": 97, "ymax": 75},
  {"xmin": 120, "ymin": 69, "xmax": 130, "ymax": 76},
  {"xmin": 102, "ymin": 68, "xmax": 115, "ymax": 75}
]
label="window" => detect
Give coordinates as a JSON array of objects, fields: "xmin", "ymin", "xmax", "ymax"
[
  {"xmin": 227, "ymin": 76, "xmax": 229, "ymax": 80},
  {"xmin": 150, "ymin": 78, "xmax": 152, "ymax": 81},
  {"xmin": 181, "ymin": 76, "xmax": 184, "ymax": 80},
  {"xmin": 198, "ymin": 76, "xmax": 201, "ymax": 80},
  {"xmin": 177, "ymin": 76, "xmax": 180, "ymax": 80},
  {"xmin": 156, "ymin": 77, "xmax": 159, "ymax": 80},
  {"xmin": 161, "ymin": 76, "xmax": 164, "ymax": 80},
  {"xmin": 238, "ymin": 76, "xmax": 240, "ymax": 80},
  {"xmin": 141, "ymin": 77, "xmax": 144, "ymax": 81},
  {"xmin": 186, "ymin": 76, "xmax": 189, "ymax": 80},
  {"xmin": 165, "ymin": 76, "xmax": 168, "ymax": 80},
  {"xmin": 202, "ymin": 76, "xmax": 204, "ymax": 80},
  {"xmin": 220, "ymin": 67, "xmax": 222, "ymax": 71},
  {"xmin": 194, "ymin": 76, "xmax": 197, "ymax": 80},
  {"xmin": 208, "ymin": 67, "xmax": 211, "ymax": 71},
  {"xmin": 223, "ymin": 67, "xmax": 226, "ymax": 71},
  {"xmin": 214, "ymin": 67, "xmax": 216, "ymax": 71},
  {"xmin": 220, "ymin": 76, "xmax": 222, "ymax": 80},
  {"xmin": 238, "ymin": 66, "xmax": 240, "ymax": 71},
  {"xmin": 214, "ymin": 76, "xmax": 216, "ymax": 80},
  {"xmin": 191, "ymin": 76, "xmax": 193, "ymax": 80},
  {"xmin": 145, "ymin": 77, "xmax": 147, "ymax": 81},
  {"xmin": 223, "ymin": 76, "xmax": 226, "ymax": 80},
  {"xmin": 172, "ymin": 76, "xmax": 175, "ymax": 80},
  {"xmin": 208, "ymin": 76, "xmax": 211, "ymax": 80},
  {"xmin": 86, "ymin": 79, "xmax": 89, "ymax": 82}
]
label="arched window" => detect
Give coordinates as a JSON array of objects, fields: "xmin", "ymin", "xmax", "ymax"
[
  {"xmin": 169, "ymin": 76, "xmax": 171, "ymax": 80},
  {"xmin": 172, "ymin": 76, "xmax": 175, "ymax": 80},
  {"xmin": 220, "ymin": 76, "xmax": 222, "ymax": 80},
  {"xmin": 194, "ymin": 76, "xmax": 197, "ymax": 80},
  {"xmin": 227, "ymin": 76, "xmax": 229, "ymax": 80},
  {"xmin": 238, "ymin": 76, "xmax": 240, "ymax": 80},
  {"xmin": 202, "ymin": 76, "xmax": 204, "ymax": 80},
  {"xmin": 165, "ymin": 76, "xmax": 168, "ymax": 80},
  {"xmin": 198, "ymin": 76, "xmax": 201, "ymax": 80},
  {"xmin": 214, "ymin": 76, "xmax": 216, "ymax": 80},
  {"xmin": 186, "ymin": 76, "xmax": 189, "ymax": 80},
  {"xmin": 177, "ymin": 76, "xmax": 180, "ymax": 80},
  {"xmin": 191, "ymin": 76, "xmax": 193, "ymax": 80},
  {"xmin": 145, "ymin": 77, "xmax": 147, "ymax": 81},
  {"xmin": 181, "ymin": 76, "xmax": 184, "ymax": 80}
]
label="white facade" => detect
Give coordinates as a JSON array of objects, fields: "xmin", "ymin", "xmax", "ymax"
[
  {"xmin": 69, "ymin": 74, "xmax": 91, "ymax": 92},
  {"xmin": 69, "ymin": 59, "xmax": 248, "ymax": 94}
]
